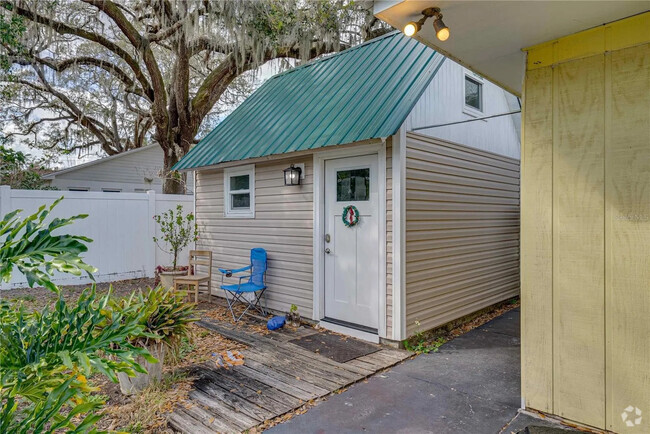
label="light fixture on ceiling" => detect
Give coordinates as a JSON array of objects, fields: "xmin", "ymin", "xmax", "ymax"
[{"xmin": 403, "ymin": 7, "xmax": 450, "ymax": 41}]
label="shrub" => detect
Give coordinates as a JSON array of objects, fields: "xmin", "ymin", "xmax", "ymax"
[
  {"xmin": 152, "ymin": 204, "xmax": 198, "ymax": 270},
  {"xmin": 0, "ymin": 201, "xmax": 154, "ymax": 432},
  {"xmin": 110, "ymin": 285, "xmax": 198, "ymax": 360}
]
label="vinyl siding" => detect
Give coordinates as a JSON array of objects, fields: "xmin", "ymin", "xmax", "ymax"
[
  {"xmin": 404, "ymin": 59, "xmax": 521, "ymax": 160},
  {"xmin": 48, "ymin": 146, "xmax": 194, "ymax": 194},
  {"xmin": 385, "ymin": 138, "xmax": 393, "ymax": 338},
  {"xmin": 195, "ymin": 156, "xmax": 314, "ymax": 316},
  {"xmin": 404, "ymin": 132, "xmax": 520, "ymax": 336}
]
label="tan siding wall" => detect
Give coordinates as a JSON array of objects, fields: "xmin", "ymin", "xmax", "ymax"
[
  {"xmin": 385, "ymin": 138, "xmax": 393, "ymax": 338},
  {"xmin": 521, "ymin": 41, "xmax": 650, "ymax": 431},
  {"xmin": 404, "ymin": 133, "xmax": 520, "ymax": 336},
  {"xmin": 195, "ymin": 156, "xmax": 314, "ymax": 316}
]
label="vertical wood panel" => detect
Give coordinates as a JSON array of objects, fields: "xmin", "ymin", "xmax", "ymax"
[
  {"xmin": 606, "ymin": 43, "xmax": 650, "ymax": 433},
  {"xmin": 520, "ymin": 66, "xmax": 554, "ymax": 413},
  {"xmin": 553, "ymin": 55, "xmax": 605, "ymax": 427}
]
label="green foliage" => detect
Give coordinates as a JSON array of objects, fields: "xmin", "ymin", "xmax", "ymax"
[
  {"xmin": 0, "ymin": 198, "xmax": 157, "ymax": 432},
  {"xmin": 0, "ymin": 13, "xmax": 25, "ymax": 71},
  {"xmin": 0, "ymin": 144, "xmax": 57, "ymax": 190},
  {"xmin": 109, "ymin": 285, "xmax": 198, "ymax": 359},
  {"xmin": 152, "ymin": 204, "xmax": 198, "ymax": 270},
  {"xmin": 403, "ymin": 321, "xmax": 447, "ymax": 354},
  {"xmin": 0, "ymin": 197, "xmax": 96, "ymax": 292},
  {"xmin": 0, "ymin": 287, "xmax": 156, "ymax": 433},
  {"xmin": 0, "ymin": 287, "xmax": 157, "ymax": 433},
  {"xmin": 290, "ymin": 303, "xmax": 298, "ymax": 313}
]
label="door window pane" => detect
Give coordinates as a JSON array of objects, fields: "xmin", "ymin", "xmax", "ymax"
[
  {"xmin": 465, "ymin": 76, "xmax": 482, "ymax": 111},
  {"xmin": 230, "ymin": 174, "xmax": 249, "ymax": 191},
  {"xmin": 337, "ymin": 168, "xmax": 370, "ymax": 201},
  {"xmin": 231, "ymin": 193, "xmax": 250, "ymax": 209}
]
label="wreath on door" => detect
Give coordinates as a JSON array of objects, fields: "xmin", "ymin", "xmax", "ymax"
[{"xmin": 342, "ymin": 205, "xmax": 360, "ymax": 228}]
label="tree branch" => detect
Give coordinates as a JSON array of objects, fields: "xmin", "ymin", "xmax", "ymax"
[
  {"xmin": 2, "ymin": 1, "xmax": 154, "ymax": 100},
  {"xmin": 11, "ymin": 54, "xmax": 151, "ymax": 100},
  {"xmin": 81, "ymin": 0, "xmax": 168, "ymax": 134}
]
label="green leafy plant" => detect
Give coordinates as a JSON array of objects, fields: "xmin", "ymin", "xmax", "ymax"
[
  {"xmin": 111, "ymin": 285, "xmax": 198, "ymax": 360},
  {"xmin": 0, "ymin": 145, "xmax": 57, "ymax": 190},
  {"xmin": 152, "ymin": 205, "xmax": 198, "ymax": 270},
  {"xmin": 290, "ymin": 303, "xmax": 298, "ymax": 313},
  {"xmin": 403, "ymin": 320, "xmax": 447, "ymax": 354},
  {"xmin": 0, "ymin": 197, "xmax": 96, "ymax": 292},
  {"xmin": 0, "ymin": 200, "xmax": 154, "ymax": 432}
]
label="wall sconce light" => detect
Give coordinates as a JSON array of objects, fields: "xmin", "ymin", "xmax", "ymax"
[
  {"xmin": 403, "ymin": 7, "xmax": 449, "ymax": 41},
  {"xmin": 283, "ymin": 164, "xmax": 303, "ymax": 186}
]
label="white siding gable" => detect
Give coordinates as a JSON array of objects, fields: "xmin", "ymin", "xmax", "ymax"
[{"xmin": 405, "ymin": 59, "xmax": 521, "ymax": 160}]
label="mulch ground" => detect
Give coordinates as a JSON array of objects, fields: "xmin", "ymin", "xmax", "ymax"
[{"xmin": 0, "ymin": 277, "xmax": 156, "ymax": 311}]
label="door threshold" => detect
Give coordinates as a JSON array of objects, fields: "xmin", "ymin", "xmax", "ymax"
[{"xmin": 319, "ymin": 318, "xmax": 379, "ymax": 343}]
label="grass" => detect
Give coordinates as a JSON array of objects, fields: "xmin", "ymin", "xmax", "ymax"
[{"xmin": 9, "ymin": 295, "xmax": 36, "ymax": 303}]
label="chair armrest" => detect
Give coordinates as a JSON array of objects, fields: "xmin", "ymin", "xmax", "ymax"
[
  {"xmin": 238, "ymin": 275, "xmax": 251, "ymax": 282},
  {"xmin": 219, "ymin": 265, "xmax": 251, "ymax": 274}
]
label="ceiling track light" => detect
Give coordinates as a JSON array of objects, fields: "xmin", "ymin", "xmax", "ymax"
[{"xmin": 403, "ymin": 7, "xmax": 450, "ymax": 41}]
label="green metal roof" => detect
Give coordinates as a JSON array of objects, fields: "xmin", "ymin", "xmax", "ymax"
[{"xmin": 174, "ymin": 31, "xmax": 445, "ymax": 171}]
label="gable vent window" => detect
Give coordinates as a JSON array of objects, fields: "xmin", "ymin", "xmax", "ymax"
[
  {"xmin": 224, "ymin": 165, "xmax": 255, "ymax": 218},
  {"xmin": 464, "ymin": 75, "xmax": 483, "ymax": 112}
]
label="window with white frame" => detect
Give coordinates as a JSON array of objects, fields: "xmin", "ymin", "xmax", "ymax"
[
  {"xmin": 224, "ymin": 165, "xmax": 255, "ymax": 218},
  {"xmin": 464, "ymin": 74, "xmax": 483, "ymax": 113}
]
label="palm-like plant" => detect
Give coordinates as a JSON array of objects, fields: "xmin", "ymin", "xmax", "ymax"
[
  {"xmin": 0, "ymin": 200, "xmax": 155, "ymax": 433},
  {"xmin": 0, "ymin": 197, "xmax": 96, "ymax": 292}
]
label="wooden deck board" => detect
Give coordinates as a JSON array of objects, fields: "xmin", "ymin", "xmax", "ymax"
[{"xmin": 169, "ymin": 318, "xmax": 411, "ymax": 433}]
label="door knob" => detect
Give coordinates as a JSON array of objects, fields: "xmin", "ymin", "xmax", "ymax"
[{"xmin": 325, "ymin": 248, "xmax": 331, "ymax": 254}]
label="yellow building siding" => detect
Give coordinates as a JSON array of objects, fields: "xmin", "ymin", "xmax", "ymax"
[
  {"xmin": 404, "ymin": 133, "xmax": 520, "ymax": 336},
  {"xmin": 526, "ymin": 11, "xmax": 650, "ymax": 70},
  {"xmin": 521, "ymin": 21, "xmax": 650, "ymax": 430}
]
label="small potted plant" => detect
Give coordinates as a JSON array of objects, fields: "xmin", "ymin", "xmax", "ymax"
[
  {"xmin": 153, "ymin": 204, "xmax": 199, "ymax": 289},
  {"xmin": 286, "ymin": 304, "xmax": 301, "ymax": 327}
]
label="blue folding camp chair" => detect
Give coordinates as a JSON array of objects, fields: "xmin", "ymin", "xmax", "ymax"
[{"xmin": 219, "ymin": 248, "xmax": 268, "ymax": 321}]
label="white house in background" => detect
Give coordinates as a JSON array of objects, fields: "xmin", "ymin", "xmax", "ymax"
[{"xmin": 43, "ymin": 144, "xmax": 194, "ymax": 194}]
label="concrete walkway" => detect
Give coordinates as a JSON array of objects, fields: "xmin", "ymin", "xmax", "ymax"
[{"xmin": 268, "ymin": 308, "xmax": 530, "ymax": 434}]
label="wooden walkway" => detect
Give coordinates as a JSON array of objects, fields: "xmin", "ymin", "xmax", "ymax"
[{"xmin": 168, "ymin": 319, "xmax": 410, "ymax": 433}]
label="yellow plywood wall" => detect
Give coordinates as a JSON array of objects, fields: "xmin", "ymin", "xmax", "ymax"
[
  {"xmin": 520, "ymin": 66, "xmax": 553, "ymax": 414},
  {"xmin": 605, "ymin": 44, "xmax": 650, "ymax": 432},
  {"xmin": 522, "ymin": 30, "xmax": 650, "ymax": 432}
]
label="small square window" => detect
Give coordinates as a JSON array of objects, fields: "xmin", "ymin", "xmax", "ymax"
[
  {"xmin": 224, "ymin": 165, "xmax": 255, "ymax": 218},
  {"xmin": 465, "ymin": 75, "xmax": 483, "ymax": 112},
  {"xmin": 337, "ymin": 168, "xmax": 370, "ymax": 202}
]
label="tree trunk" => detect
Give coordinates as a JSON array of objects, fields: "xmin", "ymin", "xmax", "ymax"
[{"xmin": 162, "ymin": 149, "xmax": 186, "ymax": 194}]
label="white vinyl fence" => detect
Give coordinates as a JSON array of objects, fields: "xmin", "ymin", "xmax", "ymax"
[{"xmin": 0, "ymin": 186, "xmax": 194, "ymax": 289}]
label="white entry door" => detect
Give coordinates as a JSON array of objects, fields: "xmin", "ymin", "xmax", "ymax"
[{"xmin": 324, "ymin": 155, "xmax": 379, "ymax": 330}]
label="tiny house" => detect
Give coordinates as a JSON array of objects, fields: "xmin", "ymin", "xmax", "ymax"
[{"xmin": 175, "ymin": 31, "xmax": 520, "ymax": 343}]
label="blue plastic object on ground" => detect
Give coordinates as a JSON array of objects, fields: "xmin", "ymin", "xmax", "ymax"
[{"xmin": 267, "ymin": 316, "xmax": 285, "ymax": 330}]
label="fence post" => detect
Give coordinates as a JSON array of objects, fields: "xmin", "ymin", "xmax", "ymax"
[
  {"xmin": 0, "ymin": 185, "xmax": 11, "ymax": 220},
  {"xmin": 147, "ymin": 190, "xmax": 156, "ymax": 278}
]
